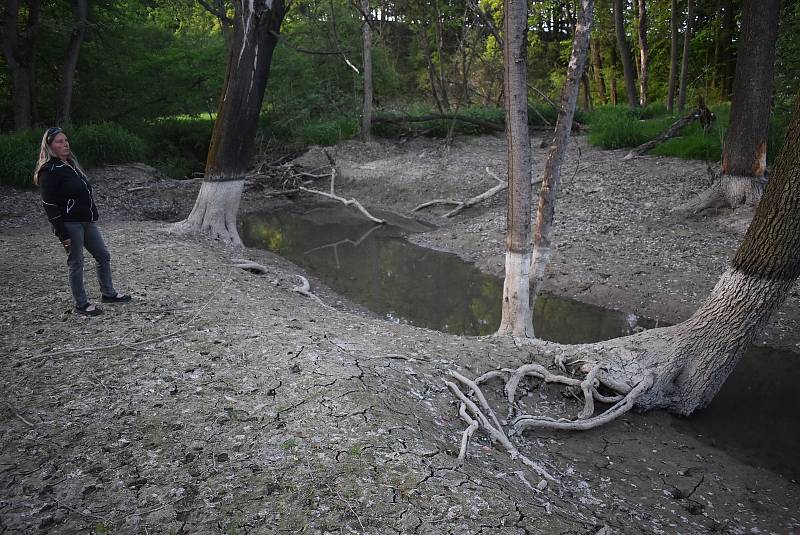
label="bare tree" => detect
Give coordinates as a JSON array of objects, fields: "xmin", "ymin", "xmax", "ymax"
[
  {"xmin": 56, "ymin": 0, "xmax": 88, "ymax": 125},
  {"xmin": 1, "ymin": 0, "xmax": 41, "ymax": 131},
  {"xmin": 530, "ymin": 0, "xmax": 594, "ymax": 307},
  {"xmin": 612, "ymin": 0, "xmax": 637, "ymax": 107},
  {"xmin": 637, "ymin": 0, "xmax": 648, "ymax": 107},
  {"xmin": 666, "ymin": 0, "xmax": 679, "ymax": 112},
  {"xmin": 178, "ymin": 0, "xmax": 287, "ymax": 245},
  {"xmin": 677, "ymin": 0, "xmax": 780, "ymax": 212},
  {"xmin": 677, "ymin": 0, "xmax": 693, "ymax": 113},
  {"xmin": 360, "ymin": 0, "xmax": 373, "ymax": 140},
  {"xmin": 496, "ymin": 0, "xmax": 533, "ymax": 337}
]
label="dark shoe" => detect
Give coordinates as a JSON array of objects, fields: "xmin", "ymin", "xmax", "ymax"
[
  {"xmin": 75, "ymin": 303, "xmax": 103, "ymax": 316},
  {"xmin": 102, "ymin": 293, "xmax": 132, "ymax": 303}
]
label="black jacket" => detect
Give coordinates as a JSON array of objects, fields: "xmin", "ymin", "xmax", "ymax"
[{"xmin": 38, "ymin": 158, "xmax": 98, "ymax": 242}]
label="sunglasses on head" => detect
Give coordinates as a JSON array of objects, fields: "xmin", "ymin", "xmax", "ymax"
[{"xmin": 45, "ymin": 127, "xmax": 62, "ymax": 145}]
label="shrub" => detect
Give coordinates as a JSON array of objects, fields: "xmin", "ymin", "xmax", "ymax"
[
  {"xmin": 0, "ymin": 123, "xmax": 146, "ymax": 188},
  {"xmin": 129, "ymin": 117, "xmax": 213, "ymax": 179},
  {"xmin": 587, "ymin": 106, "xmax": 673, "ymax": 149}
]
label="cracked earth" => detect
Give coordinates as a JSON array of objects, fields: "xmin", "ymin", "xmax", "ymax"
[{"xmin": 1, "ymin": 135, "xmax": 799, "ymax": 534}]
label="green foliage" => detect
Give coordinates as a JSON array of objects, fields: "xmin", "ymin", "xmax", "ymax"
[
  {"xmin": 129, "ymin": 117, "xmax": 214, "ymax": 179},
  {"xmin": 587, "ymin": 106, "xmax": 674, "ymax": 149},
  {"xmin": 296, "ymin": 117, "xmax": 359, "ymax": 146},
  {"xmin": 0, "ymin": 123, "xmax": 146, "ymax": 187}
]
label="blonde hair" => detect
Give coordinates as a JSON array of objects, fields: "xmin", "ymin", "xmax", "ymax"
[{"xmin": 33, "ymin": 127, "xmax": 87, "ymax": 185}]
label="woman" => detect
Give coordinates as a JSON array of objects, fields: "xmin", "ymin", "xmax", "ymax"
[{"xmin": 34, "ymin": 126, "xmax": 130, "ymax": 316}]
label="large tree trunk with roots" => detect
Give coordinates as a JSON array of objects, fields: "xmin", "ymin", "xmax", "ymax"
[
  {"xmin": 360, "ymin": 0, "xmax": 373, "ymax": 141},
  {"xmin": 1, "ymin": 0, "xmax": 41, "ymax": 131},
  {"xmin": 496, "ymin": 0, "xmax": 533, "ymax": 338},
  {"xmin": 612, "ymin": 0, "xmax": 638, "ymax": 108},
  {"xmin": 449, "ymin": 96, "xmax": 800, "ymax": 448},
  {"xmin": 178, "ymin": 0, "xmax": 286, "ymax": 246},
  {"xmin": 666, "ymin": 0, "xmax": 679, "ymax": 112},
  {"xmin": 676, "ymin": 0, "xmax": 693, "ymax": 113},
  {"xmin": 530, "ymin": 0, "xmax": 594, "ymax": 305},
  {"xmin": 56, "ymin": 0, "xmax": 87, "ymax": 125},
  {"xmin": 676, "ymin": 0, "xmax": 779, "ymax": 213}
]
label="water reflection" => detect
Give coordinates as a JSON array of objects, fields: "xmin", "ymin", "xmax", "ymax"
[{"xmin": 240, "ymin": 205, "xmax": 649, "ymax": 340}]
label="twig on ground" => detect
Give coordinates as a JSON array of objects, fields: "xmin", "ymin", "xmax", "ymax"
[
  {"xmin": 2, "ymin": 399, "xmax": 36, "ymax": 427},
  {"xmin": 292, "ymin": 275, "xmax": 333, "ymax": 310},
  {"xmin": 413, "ymin": 167, "xmax": 508, "ymax": 217}
]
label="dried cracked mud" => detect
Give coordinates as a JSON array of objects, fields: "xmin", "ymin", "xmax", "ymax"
[{"xmin": 1, "ymin": 134, "xmax": 799, "ymax": 534}]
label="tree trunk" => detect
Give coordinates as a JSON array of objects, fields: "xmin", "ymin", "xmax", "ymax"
[
  {"xmin": 610, "ymin": 45, "xmax": 618, "ymax": 105},
  {"xmin": 667, "ymin": 0, "xmax": 679, "ymax": 113},
  {"xmin": 497, "ymin": 0, "xmax": 533, "ymax": 338},
  {"xmin": 720, "ymin": 0, "xmax": 735, "ymax": 98},
  {"xmin": 590, "ymin": 38, "xmax": 606, "ymax": 104},
  {"xmin": 179, "ymin": 0, "xmax": 286, "ymax": 246},
  {"xmin": 612, "ymin": 0, "xmax": 638, "ymax": 107},
  {"xmin": 56, "ymin": 0, "xmax": 88, "ymax": 125},
  {"xmin": 637, "ymin": 0, "xmax": 648, "ymax": 107},
  {"xmin": 530, "ymin": 0, "xmax": 593, "ymax": 308},
  {"xmin": 636, "ymin": 95, "xmax": 800, "ymax": 414},
  {"xmin": 722, "ymin": 0, "xmax": 779, "ymax": 179},
  {"xmin": 1, "ymin": 0, "xmax": 41, "ymax": 131},
  {"xmin": 581, "ymin": 72, "xmax": 591, "ymax": 110},
  {"xmin": 677, "ymin": 0, "xmax": 693, "ymax": 113},
  {"xmin": 360, "ymin": 0, "xmax": 373, "ymax": 141}
]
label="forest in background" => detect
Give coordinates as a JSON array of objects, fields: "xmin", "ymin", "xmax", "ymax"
[{"xmin": 1, "ymin": 0, "xmax": 799, "ymax": 184}]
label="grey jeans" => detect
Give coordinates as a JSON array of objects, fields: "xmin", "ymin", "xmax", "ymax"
[{"xmin": 63, "ymin": 222, "xmax": 117, "ymax": 307}]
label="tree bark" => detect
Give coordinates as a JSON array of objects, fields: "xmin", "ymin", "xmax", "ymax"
[
  {"xmin": 360, "ymin": 0, "xmax": 373, "ymax": 141},
  {"xmin": 722, "ymin": 0, "xmax": 779, "ymax": 179},
  {"xmin": 56, "ymin": 0, "xmax": 88, "ymax": 125},
  {"xmin": 497, "ymin": 0, "xmax": 533, "ymax": 338},
  {"xmin": 612, "ymin": 0, "xmax": 638, "ymax": 107},
  {"xmin": 667, "ymin": 0, "xmax": 679, "ymax": 112},
  {"xmin": 720, "ymin": 0, "xmax": 735, "ymax": 98},
  {"xmin": 637, "ymin": 0, "xmax": 648, "ymax": 107},
  {"xmin": 677, "ymin": 0, "xmax": 693, "ymax": 113},
  {"xmin": 179, "ymin": 0, "xmax": 286, "ymax": 245},
  {"xmin": 530, "ymin": 0, "xmax": 593, "ymax": 309},
  {"xmin": 1, "ymin": 0, "xmax": 41, "ymax": 131}
]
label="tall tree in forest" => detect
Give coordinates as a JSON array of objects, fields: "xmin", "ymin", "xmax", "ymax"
[
  {"xmin": 451, "ymin": 94, "xmax": 800, "ymax": 431},
  {"xmin": 590, "ymin": 37, "xmax": 606, "ymax": 104},
  {"xmin": 530, "ymin": 0, "xmax": 594, "ymax": 308},
  {"xmin": 666, "ymin": 0, "xmax": 679, "ymax": 112},
  {"xmin": 56, "ymin": 0, "xmax": 88, "ymax": 124},
  {"xmin": 612, "ymin": 0, "xmax": 637, "ymax": 107},
  {"xmin": 677, "ymin": 0, "xmax": 693, "ymax": 112},
  {"xmin": 178, "ymin": 0, "xmax": 287, "ymax": 245},
  {"xmin": 637, "ymin": 0, "xmax": 648, "ymax": 106},
  {"xmin": 678, "ymin": 0, "xmax": 780, "ymax": 212},
  {"xmin": 1, "ymin": 0, "xmax": 40, "ymax": 131},
  {"xmin": 496, "ymin": 0, "xmax": 533, "ymax": 337},
  {"xmin": 360, "ymin": 0, "xmax": 373, "ymax": 140}
]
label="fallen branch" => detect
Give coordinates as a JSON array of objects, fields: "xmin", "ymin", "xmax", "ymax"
[
  {"xmin": 292, "ymin": 275, "xmax": 333, "ymax": 309},
  {"xmin": 623, "ymin": 102, "xmax": 715, "ymax": 160},
  {"xmin": 232, "ymin": 258, "xmax": 269, "ymax": 274},
  {"xmin": 374, "ymin": 113, "xmax": 504, "ymax": 133},
  {"xmin": 413, "ymin": 167, "xmax": 508, "ymax": 217}
]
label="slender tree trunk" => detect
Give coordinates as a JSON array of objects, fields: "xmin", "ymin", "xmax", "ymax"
[
  {"xmin": 667, "ymin": 0, "xmax": 679, "ymax": 113},
  {"xmin": 179, "ymin": 0, "xmax": 286, "ymax": 245},
  {"xmin": 590, "ymin": 38, "xmax": 607, "ymax": 104},
  {"xmin": 581, "ymin": 72, "xmax": 591, "ymax": 110},
  {"xmin": 434, "ymin": 1, "xmax": 450, "ymax": 111},
  {"xmin": 612, "ymin": 0, "xmax": 638, "ymax": 107},
  {"xmin": 497, "ymin": 0, "xmax": 534, "ymax": 338},
  {"xmin": 610, "ymin": 44, "xmax": 618, "ymax": 105},
  {"xmin": 720, "ymin": 0, "xmax": 735, "ymax": 97},
  {"xmin": 1, "ymin": 0, "xmax": 41, "ymax": 131},
  {"xmin": 677, "ymin": 0, "xmax": 693, "ymax": 113},
  {"xmin": 56, "ymin": 0, "xmax": 88, "ymax": 125},
  {"xmin": 360, "ymin": 0, "xmax": 373, "ymax": 141},
  {"xmin": 637, "ymin": 0, "xmax": 648, "ymax": 107},
  {"xmin": 530, "ymin": 0, "xmax": 594, "ymax": 307}
]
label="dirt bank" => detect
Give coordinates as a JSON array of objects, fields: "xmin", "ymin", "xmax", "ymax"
[{"xmin": 1, "ymin": 136, "xmax": 799, "ymax": 534}]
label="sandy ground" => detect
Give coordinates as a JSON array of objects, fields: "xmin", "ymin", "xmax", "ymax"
[{"xmin": 1, "ymin": 135, "xmax": 799, "ymax": 534}]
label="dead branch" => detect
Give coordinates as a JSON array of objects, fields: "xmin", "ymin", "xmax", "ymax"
[
  {"xmin": 298, "ymin": 151, "xmax": 385, "ymax": 224},
  {"xmin": 413, "ymin": 167, "xmax": 508, "ymax": 217},
  {"xmin": 623, "ymin": 104, "xmax": 714, "ymax": 160},
  {"xmin": 374, "ymin": 113, "xmax": 504, "ymax": 132},
  {"xmin": 291, "ymin": 275, "xmax": 332, "ymax": 309},
  {"xmin": 232, "ymin": 258, "xmax": 269, "ymax": 274}
]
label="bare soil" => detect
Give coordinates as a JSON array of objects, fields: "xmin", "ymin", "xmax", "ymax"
[{"xmin": 1, "ymin": 135, "xmax": 798, "ymax": 535}]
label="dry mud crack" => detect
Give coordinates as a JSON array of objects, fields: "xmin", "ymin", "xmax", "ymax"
[{"xmin": 1, "ymin": 136, "xmax": 799, "ymax": 534}]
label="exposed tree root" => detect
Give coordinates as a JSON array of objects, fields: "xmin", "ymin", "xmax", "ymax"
[
  {"xmin": 231, "ymin": 258, "xmax": 269, "ymax": 274},
  {"xmin": 291, "ymin": 275, "xmax": 333, "ymax": 309},
  {"xmin": 413, "ymin": 167, "xmax": 514, "ymax": 217},
  {"xmin": 674, "ymin": 174, "xmax": 767, "ymax": 213}
]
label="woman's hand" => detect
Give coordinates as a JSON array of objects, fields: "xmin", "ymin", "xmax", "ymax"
[{"xmin": 62, "ymin": 238, "xmax": 71, "ymax": 253}]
